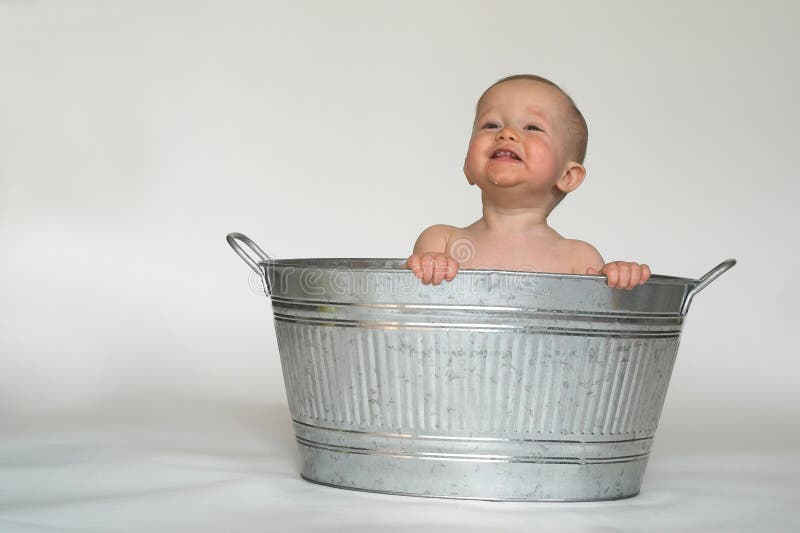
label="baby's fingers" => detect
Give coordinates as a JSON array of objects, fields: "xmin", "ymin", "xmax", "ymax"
[
  {"xmin": 407, "ymin": 255, "xmax": 423, "ymax": 279},
  {"xmin": 433, "ymin": 254, "xmax": 459, "ymax": 284},
  {"xmin": 604, "ymin": 263, "xmax": 619, "ymax": 287},
  {"xmin": 421, "ymin": 254, "xmax": 436, "ymax": 285},
  {"xmin": 614, "ymin": 262, "xmax": 651, "ymax": 289},
  {"xmin": 432, "ymin": 257, "xmax": 448, "ymax": 285},
  {"xmin": 444, "ymin": 257, "xmax": 459, "ymax": 282},
  {"xmin": 626, "ymin": 263, "xmax": 642, "ymax": 289},
  {"xmin": 595, "ymin": 262, "xmax": 650, "ymax": 290},
  {"xmin": 639, "ymin": 264, "xmax": 651, "ymax": 285},
  {"xmin": 615, "ymin": 262, "xmax": 631, "ymax": 289}
]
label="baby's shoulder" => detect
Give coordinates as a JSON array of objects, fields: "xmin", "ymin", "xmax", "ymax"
[
  {"xmin": 419, "ymin": 224, "xmax": 459, "ymax": 237},
  {"xmin": 416, "ymin": 224, "xmax": 459, "ymax": 243},
  {"xmin": 562, "ymin": 239, "xmax": 605, "ymax": 270},
  {"xmin": 413, "ymin": 224, "xmax": 458, "ymax": 254},
  {"xmin": 563, "ymin": 238, "xmax": 601, "ymax": 254}
]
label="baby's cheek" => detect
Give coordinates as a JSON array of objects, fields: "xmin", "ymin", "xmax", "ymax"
[{"xmin": 463, "ymin": 154, "xmax": 482, "ymax": 183}]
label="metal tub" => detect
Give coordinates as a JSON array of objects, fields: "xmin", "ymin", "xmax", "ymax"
[{"xmin": 227, "ymin": 233, "xmax": 735, "ymax": 501}]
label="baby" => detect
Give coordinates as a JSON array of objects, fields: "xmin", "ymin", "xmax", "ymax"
[{"xmin": 406, "ymin": 74, "xmax": 651, "ymax": 289}]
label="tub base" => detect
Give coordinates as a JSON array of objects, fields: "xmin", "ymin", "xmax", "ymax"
[
  {"xmin": 300, "ymin": 475, "xmax": 640, "ymax": 502},
  {"xmin": 296, "ymin": 438, "xmax": 648, "ymax": 502}
]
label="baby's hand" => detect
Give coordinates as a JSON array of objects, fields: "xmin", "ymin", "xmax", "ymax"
[
  {"xmin": 406, "ymin": 253, "xmax": 459, "ymax": 285},
  {"xmin": 586, "ymin": 261, "xmax": 651, "ymax": 290}
]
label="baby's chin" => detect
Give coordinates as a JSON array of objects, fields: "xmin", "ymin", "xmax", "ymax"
[{"xmin": 485, "ymin": 175, "xmax": 527, "ymax": 188}]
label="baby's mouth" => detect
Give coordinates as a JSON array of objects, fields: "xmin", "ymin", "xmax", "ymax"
[{"xmin": 490, "ymin": 149, "xmax": 521, "ymax": 161}]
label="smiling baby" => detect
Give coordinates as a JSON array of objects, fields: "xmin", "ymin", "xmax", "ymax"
[{"xmin": 406, "ymin": 74, "xmax": 651, "ymax": 289}]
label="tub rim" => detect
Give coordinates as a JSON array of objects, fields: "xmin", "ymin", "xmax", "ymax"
[
  {"xmin": 227, "ymin": 232, "xmax": 736, "ymax": 316},
  {"xmin": 257, "ymin": 257, "xmax": 699, "ymax": 285}
]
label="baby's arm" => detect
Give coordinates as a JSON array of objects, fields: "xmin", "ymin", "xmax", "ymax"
[
  {"xmin": 406, "ymin": 225, "xmax": 459, "ymax": 285},
  {"xmin": 571, "ymin": 240, "xmax": 651, "ymax": 290}
]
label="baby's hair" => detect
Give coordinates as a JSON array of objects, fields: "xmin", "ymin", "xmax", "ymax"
[{"xmin": 477, "ymin": 74, "xmax": 588, "ymax": 164}]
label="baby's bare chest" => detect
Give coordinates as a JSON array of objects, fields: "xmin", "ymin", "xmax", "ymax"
[{"xmin": 448, "ymin": 232, "xmax": 576, "ymax": 273}]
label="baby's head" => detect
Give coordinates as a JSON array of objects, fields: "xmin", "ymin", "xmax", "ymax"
[
  {"xmin": 464, "ymin": 74, "xmax": 588, "ymax": 211},
  {"xmin": 476, "ymin": 75, "xmax": 588, "ymax": 163}
]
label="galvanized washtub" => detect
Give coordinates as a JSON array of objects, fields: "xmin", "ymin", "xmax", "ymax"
[{"xmin": 227, "ymin": 232, "xmax": 735, "ymax": 501}]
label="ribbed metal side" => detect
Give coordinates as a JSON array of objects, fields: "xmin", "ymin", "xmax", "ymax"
[
  {"xmin": 275, "ymin": 321, "xmax": 679, "ymax": 440},
  {"xmin": 272, "ymin": 317, "xmax": 681, "ymax": 500}
]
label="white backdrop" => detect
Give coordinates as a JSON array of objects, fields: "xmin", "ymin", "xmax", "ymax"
[{"xmin": 1, "ymin": 1, "xmax": 798, "ymax": 532}]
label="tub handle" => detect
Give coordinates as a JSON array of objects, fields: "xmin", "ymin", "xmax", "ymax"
[
  {"xmin": 226, "ymin": 232, "xmax": 273, "ymax": 296},
  {"xmin": 226, "ymin": 232, "xmax": 271, "ymax": 274},
  {"xmin": 680, "ymin": 258, "xmax": 736, "ymax": 315}
]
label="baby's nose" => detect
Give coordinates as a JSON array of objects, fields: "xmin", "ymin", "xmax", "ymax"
[{"xmin": 496, "ymin": 127, "xmax": 518, "ymax": 141}]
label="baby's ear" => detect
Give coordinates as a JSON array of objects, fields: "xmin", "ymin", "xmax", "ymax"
[{"xmin": 556, "ymin": 161, "xmax": 586, "ymax": 194}]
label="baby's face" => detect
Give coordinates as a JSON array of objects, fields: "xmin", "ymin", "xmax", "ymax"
[{"xmin": 464, "ymin": 80, "xmax": 575, "ymax": 197}]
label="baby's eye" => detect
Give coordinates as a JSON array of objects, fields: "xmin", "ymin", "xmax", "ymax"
[
  {"xmin": 524, "ymin": 124, "xmax": 543, "ymax": 132},
  {"xmin": 481, "ymin": 122, "xmax": 500, "ymax": 130}
]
